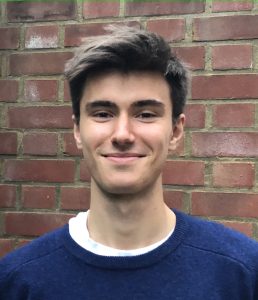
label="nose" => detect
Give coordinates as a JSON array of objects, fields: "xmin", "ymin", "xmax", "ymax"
[{"xmin": 111, "ymin": 113, "xmax": 135, "ymax": 146}]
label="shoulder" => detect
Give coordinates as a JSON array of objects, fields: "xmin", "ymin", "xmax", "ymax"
[
  {"xmin": 0, "ymin": 225, "xmax": 67, "ymax": 281},
  {"xmin": 176, "ymin": 210, "xmax": 258, "ymax": 271}
]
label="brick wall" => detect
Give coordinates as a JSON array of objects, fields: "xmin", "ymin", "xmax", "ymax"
[{"xmin": 0, "ymin": 0, "xmax": 258, "ymax": 257}]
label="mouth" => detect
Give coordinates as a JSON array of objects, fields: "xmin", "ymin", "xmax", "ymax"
[{"xmin": 102, "ymin": 153, "xmax": 146, "ymax": 163}]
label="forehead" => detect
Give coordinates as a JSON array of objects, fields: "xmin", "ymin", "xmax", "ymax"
[{"xmin": 81, "ymin": 71, "xmax": 172, "ymax": 109}]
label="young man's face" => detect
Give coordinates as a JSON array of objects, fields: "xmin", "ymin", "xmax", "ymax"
[{"xmin": 74, "ymin": 71, "xmax": 184, "ymax": 195}]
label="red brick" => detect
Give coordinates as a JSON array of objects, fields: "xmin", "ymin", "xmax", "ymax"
[
  {"xmin": 0, "ymin": 239, "xmax": 15, "ymax": 258},
  {"xmin": 9, "ymin": 52, "xmax": 73, "ymax": 76},
  {"xmin": 64, "ymin": 23, "xmax": 107, "ymax": 47},
  {"xmin": 21, "ymin": 185, "xmax": 56, "ymax": 209},
  {"xmin": 146, "ymin": 19, "xmax": 185, "ymax": 42},
  {"xmin": 8, "ymin": 106, "xmax": 72, "ymax": 129},
  {"xmin": 4, "ymin": 212, "xmax": 74, "ymax": 236},
  {"xmin": 0, "ymin": 185, "xmax": 16, "ymax": 208},
  {"xmin": 220, "ymin": 221, "xmax": 253, "ymax": 237},
  {"xmin": 125, "ymin": 1, "xmax": 204, "ymax": 16},
  {"xmin": 83, "ymin": 1, "xmax": 119, "ymax": 18},
  {"xmin": 0, "ymin": 80, "xmax": 19, "ymax": 102},
  {"xmin": 0, "ymin": 27, "xmax": 19, "ymax": 49},
  {"xmin": 0, "ymin": 132, "xmax": 17, "ymax": 155},
  {"xmin": 64, "ymin": 80, "xmax": 71, "ymax": 102},
  {"xmin": 63, "ymin": 132, "xmax": 82, "ymax": 156},
  {"xmin": 25, "ymin": 25, "xmax": 59, "ymax": 49},
  {"xmin": 193, "ymin": 15, "xmax": 258, "ymax": 41},
  {"xmin": 212, "ymin": 103, "xmax": 255, "ymax": 128},
  {"xmin": 4, "ymin": 159, "xmax": 75, "ymax": 183},
  {"xmin": 172, "ymin": 46, "xmax": 205, "ymax": 70},
  {"xmin": 185, "ymin": 104, "xmax": 205, "ymax": 128},
  {"xmin": 212, "ymin": 162, "xmax": 254, "ymax": 188},
  {"xmin": 7, "ymin": 2, "xmax": 76, "ymax": 22},
  {"xmin": 192, "ymin": 192, "xmax": 258, "ymax": 218},
  {"xmin": 64, "ymin": 22, "xmax": 140, "ymax": 47},
  {"xmin": 192, "ymin": 75, "xmax": 258, "ymax": 99},
  {"xmin": 192, "ymin": 132, "xmax": 258, "ymax": 157},
  {"xmin": 162, "ymin": 160, "xmax": 204, "ymax": 186},
  {"xmin": 212, "ymin": 44, "xmax": 252, "ymax": 70},
  {"xmin": 212, "ymin": 0, "xmax": 253, "ymax": 12},
  {"xmin": 80, "ymin": 160, "xmax": 91, "ymax": 182},
  {"xmin": 23, "ymin": 133, "xmax": 58, "ymax": 156},
  {"xmin": 24, "ymin": 80, "xmax": 58, "ymax": 102},
  {"xmin": 163, "ymin": 190, "xmax": 184, "ymax": 210},
  {"xmin": 61, "ymin": 187, "xmax": 90, "ymax": 210}
]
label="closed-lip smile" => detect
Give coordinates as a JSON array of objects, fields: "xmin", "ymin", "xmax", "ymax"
[{"xmin": 102, "ymin": 153, "xmax": 146, "ymax": 163}]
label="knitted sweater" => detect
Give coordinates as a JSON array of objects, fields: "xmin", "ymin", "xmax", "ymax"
[{"xmin": 1, "ymin": 210, "xmax": 258, "ymax": 300}]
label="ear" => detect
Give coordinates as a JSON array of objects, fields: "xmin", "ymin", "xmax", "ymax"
[
  {"xmin": 168, "ymin": 114, "xmax": 185, "ymax": 153},
  {"xmin": 73, "ymin": 115, "xmax": 83, "ymax": 149}
]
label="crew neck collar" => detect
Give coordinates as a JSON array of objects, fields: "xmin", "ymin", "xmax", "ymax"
[{"xmin": 62, "ymin": 210, "xmax": 189, "ymax": 270}]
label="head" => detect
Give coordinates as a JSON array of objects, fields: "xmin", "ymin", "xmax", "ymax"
[{"xmin": 65, "ymin": 25, "xmax": 189, "ymax": 126}]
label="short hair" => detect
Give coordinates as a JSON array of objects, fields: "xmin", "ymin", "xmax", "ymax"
[{"xmin": 65, "ymin": 25, "xmax": 189, "ymax": 125}]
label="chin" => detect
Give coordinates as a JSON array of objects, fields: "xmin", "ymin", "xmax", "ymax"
[{"xmin": 98, "ymin": 179, "xmax": 146, "ymax": 195}]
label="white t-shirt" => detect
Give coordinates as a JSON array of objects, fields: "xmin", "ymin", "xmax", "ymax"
[{"xmin": 69, "ymin": 211, "xmax": 174, "ymax": 257}]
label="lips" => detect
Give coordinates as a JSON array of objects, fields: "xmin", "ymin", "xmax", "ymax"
[{"xmin": 102, "ymin": 153, "xmax": 146, "ymax": 163}]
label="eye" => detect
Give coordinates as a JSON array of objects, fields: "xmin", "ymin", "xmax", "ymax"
[
  {"xmin": 136, "ymin": 111, "xmax": 157, "ymax": 121},
  {"xmin": 92, "ymin": 111, "xmax": 114, "ymax": 122}
]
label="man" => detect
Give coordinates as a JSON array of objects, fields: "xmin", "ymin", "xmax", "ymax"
[{"xmin": 0, "ymin": 26, "xmax": 258, "ymax": 299}]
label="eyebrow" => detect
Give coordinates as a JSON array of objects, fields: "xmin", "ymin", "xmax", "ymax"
[
  {"xmin": 85, "ymin": 99, "xmax": 165, "ymax": 111},
  {"xmin": 85, "ymin": 100, "xmax": 118, "ymax": 111},
  {"xmin": 132, "ymin": 99, "xmax": 165, "ymax": 108}
]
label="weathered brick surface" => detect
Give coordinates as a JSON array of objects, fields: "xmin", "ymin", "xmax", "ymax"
[
  {"xmin": 7, "ymin": 2, "xmax": 76, "ymax": 22},
  {"xmin": 192, "ymin": 132, "xmax": 258, "ymax": 157},
  {"xmin": 60, "ymin": 187, "xmax": 90, "ymax": 210},
  {"xmin": 64, "ymin": 23, "xmax": 106, "ymax": 47},
  {"xmin": 162, "ymin": 161, "xmax": 205, "ymax": 186},
  {"xmin": 192, "ymin": 192, "xmax": 258, "ymax": 218},
  {"xmin": 212, "ymin": 44, "xmax": 252, "ymax": 70},
  {"xmin": 172, "ymin": 46, "xmax": 205, "ymax": 70},
  {"xmin": 212, "ymin": 0, "xmax": 253, "ymax": 12},
  {"xmin": 163, "ymin": 190, "xmax": 184, "ymax": 210},
  {"xmin": 4, "ymin": 212, "xmax": 74, "ymax": 236},
  {"xmin": 22, "ymin": 132, "xmax": 58, "ymax": 156},
  {"xmin": 24, "ymin": 80, "xmax": 58, "ymax": 102},
  {"xmin": 83, "ymin": 1, "xmax": 120, "ymax": 18},
  {"xmin": 0, "ymin": 27, "xmax": 19, "ymax": 49},
  {"xmin": 0, "ymin": 80, "xmax": 19, "ymax": 102},
  {"xmin": 0, "ymin": 185, "xmax": 16, "ymax": 208},
  {"xmin": 192, "ymin": 75, "xmax": 258, "ymax": 99},
  {"xmin": 212, "ymin": 162, "xmax": 255, "ymax": 188},
  {"xmin": 4, "ymin": 159, "xmax": 75, "ymax": 183},
  {"xmin": 0, "ymin": 132, "xmax": 17, "ymax": 155},
  {"xmin": 212, "ymin": 103, "xmax": 255, "ymax": 128},
  {"xmin": 21, "ymin": 185, "xmax": 56, "ymax": 209},
  {"xmin": 8, "ymin": 106, "xmax": 73, "ymax": 129},
  {"xmin": 9, "ymin": 52, "xmax": 73, "ymax": 76},
  {"xmin": 64, "ymin": 22, "xmax": 139, "ymax": 47},
  {"xmin": 193, "ymin": 15, "xmax": 258, "ymax": 41},
  {"xmin": 146, "ymin": 19, "xmax": 185, "ymax": 42},
  {"xmin": 185, "ymin": 104, "xmax": 205, "ymax": 128},
  {"xmin": 25, "ymin": 25, "xmax": 59, "ymax": 49},
  {"xmin": 125, "ymin": 1, "xmax": 205, "ymax": 16}
]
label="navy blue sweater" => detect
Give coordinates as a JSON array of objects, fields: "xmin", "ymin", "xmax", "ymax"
[{"xmin": 1, "ymin": 210, "xmax": 258, "ymax": 299}]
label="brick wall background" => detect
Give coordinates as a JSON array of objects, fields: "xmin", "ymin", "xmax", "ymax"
[{"xmin": 1, "ymin": 0, "xmax": 258, "ymax": 257}]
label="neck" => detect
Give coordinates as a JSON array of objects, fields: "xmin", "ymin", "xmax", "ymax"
[{"xmin": 87, "ymin": 177, "xmax": 176, "ymax": 250}]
